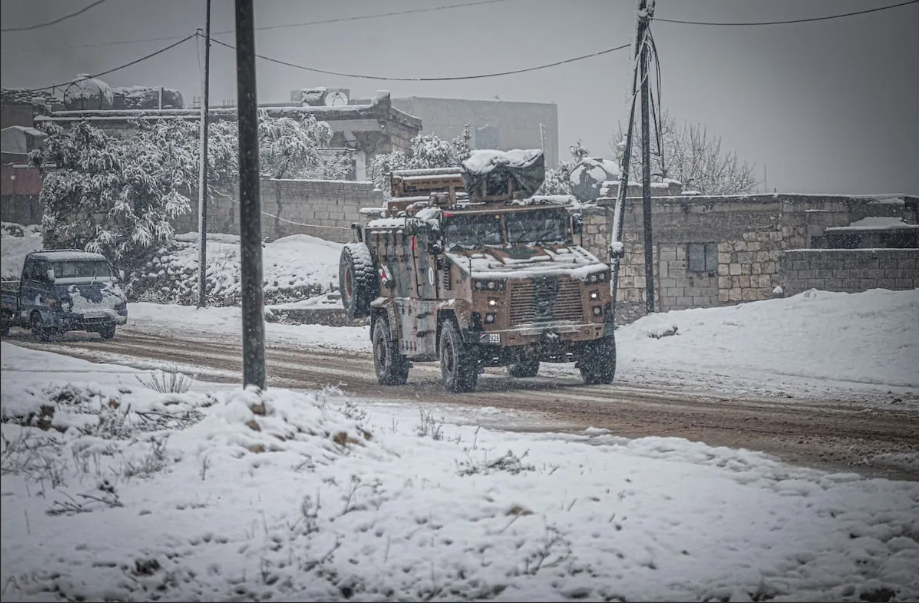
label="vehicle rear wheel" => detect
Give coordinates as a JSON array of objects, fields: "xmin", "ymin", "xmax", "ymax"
[
  {"xmin": 439, "ymin": 320, "xmax": 478, "ymax": 393},
  {"xmin": 339, "ymin": 243, "xmax": 377, "ymax": 319},
  {"xmin": 372, "ymin": 316, "xmax": 409, "ymax": 385},
  {"xmin": 99, "ymin": 323, "xmax": 116, "ymax": 340},
  {"xmin": 31, "ymin": 313, "xmax": 50, "ymax": 342},
  {"xmin": 506, "ymin": 358, "xmax": 540, "ymax": 378},
  {"xmin": 578, "ymin": 335, "xmax": 616, "ymax": 385}
]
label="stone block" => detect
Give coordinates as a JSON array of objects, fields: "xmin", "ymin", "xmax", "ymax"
[
  {"xmin": 728, "ymin": 288, "xmax": 742, "ymax": 301},
  {"xmin": 877, "ymin": 278, "xmax": 897, "ymax": 289},
  {"xmin": 895, "ymin": 278, "xmax": 916, "ymax": 288},
  {"xmin": 740, "ymin": 264, "xmax": 752, "ymax": 275},
  {"xmin": 859, "ymin": 278, "xmax": 877, "ymax": 289},
  {"xmin": 718, "ymin": 289, "xmax": 730, "ymax": 303},
  {"xmin": 742, "ymin": 232, "xmax": 756, "ymax": 242},
  {"xmin": 736, "ymin": 251, "xmax": 753, "ymax": 263},
  {"xmin": 729, "ymin": 263, "xmax": 742, "ymax": 276},
  {"xmin": 733, "ymin": 241, "xmax": 748, "ymax": 252},
  {"xmin": 752, "ymin": 263, "xmax": 763, "ymax": 275},
  {"xmin": 675, "ymin": 296, "xmax": 694, "ymax": 307},
  {"xmin": 718, "ymin": 263, "xmax": 730, "ymax": 276},
  {"xmin": 764, "ymin": 261, "xmax": 777, "ymax": 274},
  {"xmin": 746, "ymin": 241, "xmax": 761, "ymax": 252},
  {"xmin": 717, "ymin": 242, "xmax": 732, "ymax": 253},
  {"xmin": 718, "ymin": 276, "xmax": 732, "ymax": 289},
  {"xmin": 741, "ymin": 288, "xmax": 758, "ymax": 301},
  {"xmin": 718, "ymin": 252, "xmax": 732, "ymax": 264},
  {"xmin": 739, "ymin": 275, "xmax": 751, "ymax": 288},
  {"xmin": 898, "ymin": 258, "xmax": 917, "ymax": 269}
]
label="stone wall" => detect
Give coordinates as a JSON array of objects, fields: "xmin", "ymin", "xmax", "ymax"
[
  {"xmin": 582, "ymin": 194, "xmax": 918, "ymax": 324},
  {"xmin": 781, "ymin": 249, "xmax": 919, "ymax": 296},
  {"xmin": 172, "ymin": 178, "xmax": 382, "ymax": 244}
]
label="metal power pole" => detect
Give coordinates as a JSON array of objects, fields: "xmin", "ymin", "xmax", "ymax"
[
  {"xmin": 235, "ymin": 0, "xmax": 266, "ymax": 389},
  {"xmin": 639, "ymin": 0, "xmax": 655, "ymax": 314},
  {"xmin": 196, "ymin": 0, "xmax": 212, "ymax": 309}
]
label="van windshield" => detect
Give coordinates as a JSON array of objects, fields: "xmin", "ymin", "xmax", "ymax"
[{"xmin": 51, "ymin": 260, "xmax": 114, "ymax": 282}]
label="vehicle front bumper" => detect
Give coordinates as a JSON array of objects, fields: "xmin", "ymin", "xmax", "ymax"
[{"xmin": 52, "ymin": 310, "xmax": 127, "ymax": 330}]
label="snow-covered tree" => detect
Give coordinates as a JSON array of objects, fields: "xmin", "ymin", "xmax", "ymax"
[
  {"xmin": 32, "ymin": 112, "xmax": 346, "ymax": 270},
  {"xmin": 538, "ymin": 140, "xmax": 591, "ymax": 195},
  {"xmin": 370, "ymin": 125, "xmax": 471, "ymax": 196},
  {"xmin": 612, "ymin": 111, "xmax": 758, "ymax": 195}
]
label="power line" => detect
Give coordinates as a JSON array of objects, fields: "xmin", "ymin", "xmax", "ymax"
[
  {"xmin": 209, "ymin": 36, "xmax": 631, "ymax": 82},
  {"xmin": 16, "ymin": 34, "xmax": 197, "ymax": 94},
  {"xmin": 1, "ymin": 0, "xmax": 512, "ymax": 55},
  {"xmin": 657, "ymin": 0, "xmax": 919, "ymax": 26},
  {"xmin": 2, "ymin": 0, "xmax": 109, "ymax": 33}
]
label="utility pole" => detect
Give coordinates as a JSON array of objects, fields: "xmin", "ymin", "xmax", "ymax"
[
  {"xmin": 609, "ymin": 0, "xmax": 648, "ymax": 319},
  {"xmin": 235, "ymin": 0, "xmax": 266, "ymax": 389},
  {"xmin": 638, "ymin": 0, "xmax": 655, "ymax": 315},
  {"xmin": 196, "ymin": 0, "xmax": 212, "ymax": 309}
]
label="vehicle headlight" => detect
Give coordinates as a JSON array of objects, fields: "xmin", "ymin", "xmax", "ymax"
[
  {"xmin": 589, "ymin": 290, "xmax": 599, "ymax": 300},
  {"xmin": 488, "ymin": 297, "xmax": 499, "ymax": 306}
]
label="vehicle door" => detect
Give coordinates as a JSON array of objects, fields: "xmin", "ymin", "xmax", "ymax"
[
  {"xmin": 411, "ymin": 223, "xmax": 441, "ymax": 301},
  {"xmin": 19, "ymin": 259, "xmax": 49, "ymax": 321}
]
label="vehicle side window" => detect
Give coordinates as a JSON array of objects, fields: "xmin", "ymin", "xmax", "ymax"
[{"xmin": 23, "ymin": 261, "xmax": 38, "ymax": 281}]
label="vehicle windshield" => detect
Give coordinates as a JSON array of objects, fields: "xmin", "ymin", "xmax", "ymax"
[
  {"xmin": 443, "ymin": 214, "xmax": 503, "ymax": 250},
  {"xmin": 506, "ymin": 208, "xmax": 569, "ymax": 246},
  {"xmin": 51, "ymin": 260, "xmax": 114, "ymax": 281}
]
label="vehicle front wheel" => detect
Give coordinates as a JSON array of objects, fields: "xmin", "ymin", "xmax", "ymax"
[
  {"xmin": 506, "ymin": 358, "xmax": 540, "ymax": 378},
  {"xmin": 578, "ymin": 335, "xmax": 616, "ymax": 385},
  {"xmin": 99, "ymin": 323, "xmax": 116, "ymax": 340},
  {"xmin": 439, "ymin": 320, "xmax": 478, "ymax": 393},
  {"xmin": 372, "ymin": 316, "xmax": 409, "ymax": 385},
  {"xmin": 31, "ymin": 313, "xmax": 51, "ymax": 342}
]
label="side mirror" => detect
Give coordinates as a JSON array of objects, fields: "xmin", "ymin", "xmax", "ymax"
[
  {"xmin": 572, "ymin": 215, "xmax": 584, "ymax": 235},
  {"xmin": 428, "ymin": 241, "xmax": 443, "ymax": 255},
  {"xmin": 46, "ymin": 268, "xmax": 56, "ymax": 284}
]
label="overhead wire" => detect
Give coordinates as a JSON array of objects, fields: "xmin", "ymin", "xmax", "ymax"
[
  {"xmin": 1, "ymin": 0, "xmax": 109, "ymax": 33},
  {"xmin": 207, "ymin": 36, "xmax": 631, "ymax": 81},
  {"xmin": 1, "ymin": 0, "xmax": 513, "ymax": 55},
  {"xmin": 657, "ymin": 0, "xmax": 919, "ymax": 26},
  {"xmin": 14, "ymin": 34, "xmax": 198, "ymax": 94}
]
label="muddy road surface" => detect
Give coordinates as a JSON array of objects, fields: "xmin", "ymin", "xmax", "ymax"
[{"xmin": 4, "ymin": 325, "xmax": 918, "ymax": 481}]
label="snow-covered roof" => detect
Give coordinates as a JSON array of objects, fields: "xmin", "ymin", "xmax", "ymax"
[
  {"xmin": 392, "ymin": 167, "xmax": 462, "ymax": 178},
  {"xmin": 446, "ymin": 246, "xmax": 606, "ymax": 280},
  {"xmin": 29, "ymin": 250, "xmax": 108, "ymax": 262},
  {"xmin": 462, "ymin": 149, "xmax": 542, "ymax": 174}
]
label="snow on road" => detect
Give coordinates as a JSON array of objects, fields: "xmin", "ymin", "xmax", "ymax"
[
  {"xmin": 2, "ymin": 343, "xmax": 918, "ymax": 602},
  {"xmin": 126, "ymin": 287, "xmax": 919, "ymax": 402}
]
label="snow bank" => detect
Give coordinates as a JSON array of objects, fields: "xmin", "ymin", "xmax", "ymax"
[
  {"xmin": 617, "ymin": 288, "xmax": 919, "ymax": 389},
  {"xmin": 131, "ymin": 232, "xmax": 344, "ymax": 306},
  {"xmin": 1, "ymin": 222, "xmax": 42, "ymax": 280},
  {"xmin": 1, "ymin": 343, "xmax": 918, "ymax": 602}
]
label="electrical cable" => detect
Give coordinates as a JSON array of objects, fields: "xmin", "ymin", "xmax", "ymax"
[
  {"xmin": 2, "ymin": 0, "xmax": 109, "ymax": 32},
  {"xmin": 657, "ymin": 0, "xmax": 919, "ymax": 26},
  {"xmin": 208, "ymin": 36, "xmax": 630, "ymax": 81}
]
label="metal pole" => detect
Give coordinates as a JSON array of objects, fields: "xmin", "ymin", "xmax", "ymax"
[
  {"xmin": 235, "ymin": 0, "xmax": 266, "ymax": 389},
  {"xmin": 639, "ymin": 0, "xmax": 655, "ymax": 315},
  {"xmin": 196, "ymin": 0, "xmax": 212, "ymax": 309}
]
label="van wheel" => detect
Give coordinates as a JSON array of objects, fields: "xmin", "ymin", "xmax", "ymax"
[
  {"xmin": 372, "ymin": 316, "xmax": 409, "ymax": 385},
  {"xmin": 31, "ymin": 313, "xmax": 50, "ymax": 342},
  {"xmin": 339, "ymin": 243, "xmax": 377, "ymax": 319},
  {"xmin": 439, "ymin": 320, "xmax": 478, "ymax": 393},
  {"xmin": 579, "ymin": 335, "xmax": 616, "ymax": 385},
  {"xmin": 507, "ymin": 359, "xmax": 540, "ymax": 378},
  {"xmin": 99, "ymin": 324, "xmax": 116, "ymax": 340}
]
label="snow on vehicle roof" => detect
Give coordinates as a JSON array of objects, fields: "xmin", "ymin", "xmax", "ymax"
[
  {"xmin": 462, "ymin": 149, "xmax": 543, "ymax": 175},
  {"xmin": 29, "ymin": 250, "xmax": 107, "ymax": 262},
  {"xmin": 392, "ymin": 167, "xmax": 463, "ymax": 178}
]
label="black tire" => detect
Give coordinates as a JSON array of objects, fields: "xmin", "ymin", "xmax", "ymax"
[
  {"xmin": 372, "ymin": 316, "xmax": 409, "ymax": 386},
  {"xmin": 31, "ymin": 312, "xmax": 50, "ymax": 342},
  {"xmin": 99, "ymin": 323, "xmax": 116, "ymax": 340},
  {"xmin": 506, "ymin": 358, "xmax": 540, "ymax": 378},
  {"xmin": 439, "ymin": 320, "xmax": 478, "ymax": 393},
  {"xmin": 578, "ymin": 335, "xmax": 616, "ymax": 385},
  {"xmin": 339, "ymin": 243, "xmax": 377, "ymax": 319}
]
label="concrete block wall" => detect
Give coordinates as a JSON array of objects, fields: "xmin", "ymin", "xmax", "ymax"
[
  {"xmin": 172, "ymin": 178, "xmax": 382, "ymax": 244},
  {"xmin": 780, "ymin": 249, "xmax": 919, "ymax": 296}
]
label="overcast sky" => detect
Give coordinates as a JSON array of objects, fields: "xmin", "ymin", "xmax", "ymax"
[{"xmin": 2, "ymin": 0, "xmax": 917, "ymax": 195}]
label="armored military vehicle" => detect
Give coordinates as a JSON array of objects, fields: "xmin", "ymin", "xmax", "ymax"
[{"xmin": 339, "ymin": 149, "xmax": 616, "ymax": 392}]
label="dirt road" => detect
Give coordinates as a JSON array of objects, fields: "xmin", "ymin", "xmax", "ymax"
[{"xmin": 5, "ymin": 325, "xmax": 918, "ymax": 480}]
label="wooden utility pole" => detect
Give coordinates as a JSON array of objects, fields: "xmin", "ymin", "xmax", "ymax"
[
  {"xmin": 638, "ymin": 0, "xmax": 655, "ymax": 315},
  {"xmin": 196, "ymin": 0, "xmax": 212, "ymax": 309},
  {"xmin": 235, "ymin": 0, "xmax": 266, "ymax": 389}
]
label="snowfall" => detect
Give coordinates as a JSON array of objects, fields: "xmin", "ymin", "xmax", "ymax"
[{"xmin": 2, "ymin": 225, "xmax": 919, "ymax": 602}]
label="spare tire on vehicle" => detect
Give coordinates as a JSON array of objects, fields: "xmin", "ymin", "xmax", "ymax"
[{"xmin": 339, "ymin": 242, "xmax": 377, "ymax": 319}]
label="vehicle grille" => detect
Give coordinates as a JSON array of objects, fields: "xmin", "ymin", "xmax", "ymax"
[{"xmin": 509, "ymin": 277, "xmax": 583, "ymax": 325}]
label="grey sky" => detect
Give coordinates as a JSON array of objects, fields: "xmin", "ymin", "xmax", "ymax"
[{"xmin": 2, "ymin": 0, "xmax": 917, "ymax": 195}]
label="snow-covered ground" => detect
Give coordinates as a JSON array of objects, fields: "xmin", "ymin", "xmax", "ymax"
[
  {"xmin": 2, "ymin": 343, "xmax": 918, "ymax": 603},
  {"xmin": 124, "ymin": 288, "xmax": 919, "ymax": 403}
]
